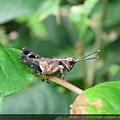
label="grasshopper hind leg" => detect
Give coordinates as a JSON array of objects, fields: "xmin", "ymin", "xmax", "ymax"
[
  {"xmin": 19, "ymin": 53, "xmax": 42, "ymax": 73},
  {"xmin": 22, "ymin": 47, "xmax": 42, "ymax": 59}
]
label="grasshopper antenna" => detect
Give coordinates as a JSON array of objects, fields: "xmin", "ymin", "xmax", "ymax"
[{"xmin": 75, "ymin": 50, "xmax": 100, "ymax": 62}]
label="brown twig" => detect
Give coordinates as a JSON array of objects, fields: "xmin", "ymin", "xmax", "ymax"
[{"xmin": 46, "ymin": 76, "xmax": 83, "ymax": 95}]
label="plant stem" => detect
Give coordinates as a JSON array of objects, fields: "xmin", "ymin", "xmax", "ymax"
[
  {"xmin": 86, "ymin": 0, "xmax": 108, "ymax": 87},
  {"xmin": 47, "ymin": 76, "xmax": 83, "ymax": 95}
]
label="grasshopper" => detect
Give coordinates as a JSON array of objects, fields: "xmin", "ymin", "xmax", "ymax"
[{"xmin": 19, "ymin": 47, "xmax": 100, "ymax": 82}]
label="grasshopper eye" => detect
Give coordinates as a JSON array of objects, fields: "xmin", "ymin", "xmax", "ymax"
[
  {"xmin": 67, "ymin": 58, "xmax": 75, "ymax": 62},
  {"xmin": 67, "ymin": 58, "xmax": 72, "ymax": 61},
  {"xmin": 59, "ymin": 61, "xmax": 63, "ymax": 65}
]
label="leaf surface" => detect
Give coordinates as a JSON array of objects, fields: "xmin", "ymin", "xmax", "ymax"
[
  {"xmin": 70, "ymin": 81, "xmax": 120, "ymax": 114},
  {"xmin": 0, "ymin": 44, "xmax": 34, "ymax": 96}
]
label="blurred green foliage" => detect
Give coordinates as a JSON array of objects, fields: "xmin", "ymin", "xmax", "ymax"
[{"xmin": 0, "ymin": 0, "xmax": 120, "ymax": 114}]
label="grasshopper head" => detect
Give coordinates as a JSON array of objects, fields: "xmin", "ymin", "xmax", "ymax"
[
  {"xmin": 64, "ymin": 50, "xmax": 100, "ymax": 71},
  {"xmin": 64, "ymin": 57, "xmax": 76, "ymax": 71}
]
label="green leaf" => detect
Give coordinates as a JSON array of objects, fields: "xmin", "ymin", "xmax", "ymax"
[
  {"xmin": 0, "ymin": 0, "xmax": 60, "ymax": 24},
  {"xmin": 70, "ymin": 81, "xmax": 120, "ymax": 114},
  {"xmin": 91, "ymin": 0, "xmax": 120, "ymax": 27},
  {"xmin": 2, "ymin": 82, "xmax": 75, "ymax": 114},
  {"xmin": 16, "ymin": 13, "xmax": 49, "ymax": 39},
  {"xmin": 37, "ymin": 0, "xmax": 60, "ymax": 21},
  {"xmin": 0, "ymin": 0, "xmax": 39, "ymax": 24},
  {"xmin": 0, "ymin": 45, "xmax": 34, "ymax": 97},
  {"xmin": 69, "ymin": 0, "xmax": 99, "ymax": 39},
  {"xmin": 105, "ymin": 0, "xmax": 120, "ymax": 27}
]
